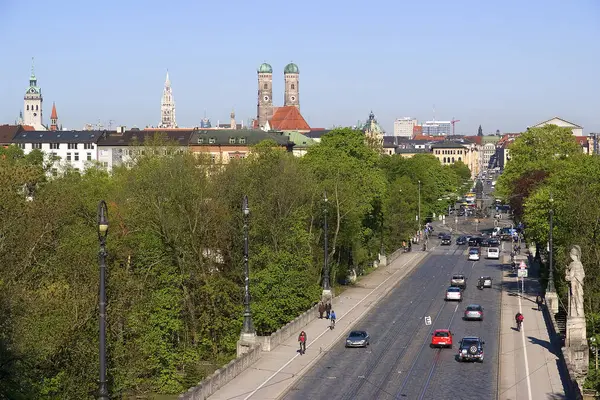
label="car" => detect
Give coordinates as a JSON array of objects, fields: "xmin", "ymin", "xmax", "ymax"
[
  {"xmin": 457, "ymin": 336, "xmax": 485, "ymax": 362},
  {"xmin": 468, "ymin": 248, "xmax": 480, "ymax": 261},
  {"xmin": 445, "ymin": 286, "xmax": 462, "ymax": 302},
  {"xmin": 488, "ymin": 238, "xmax": 500, "ymax": 247},
  {"xmin": 345, "ymin": 330, "xmax": 370, "ymax": 348},
  {"xmin": 480, "ymin": 239, "xmax": 490, "ymax": 247},
  {"xmin": 486, "ymin": 247, "xmax": 500, "ymax": 259},
  {"xmin": 441, "ymin": 235, "xmax": 452, "ymax": 245},
  {"xmin": 464, "ymin": 304, "xmax": 484, "ymax": 320},
  {"xmin": 431, "ymin": 329, "xmax": 453, "ymax": 348},
  {"xmin": 437, "ymin": 232, "xmax": 447, "ymax": 239},
  {"xmin": 450, "ymin": 274, "xmax": 467, "ymax": 289},
  {"xmin": 468, "ymin": 237, "xmax": 483, "ymax": 247},
  {"xmin": 456, "ymin": 236, "xmax": 467, "ymax": 245},
  {"xmin": 480, "ymin": 276, "xmax": 492, "ymax": 288}
]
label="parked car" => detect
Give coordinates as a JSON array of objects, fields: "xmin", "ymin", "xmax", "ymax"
[
  {"xmin": 480, "ymin": 239, "xmax": 490, "ymax": 247},
  {"xmin": 445, "ymin": 286, "xmax": 463, "ymax": 301},
  {"xmin": 457, "ymin": 337, "xmax": 485, "ymax": 362},
  {"xmin": 468, "ymin": 248, "xmax": 480, "ymax": 261},
  {"xmin": 345, "ymin": 330, "xmax": 370, "ymax": 348},
  {"xmin": 464, "ymin": 304, "xmax": 484, "ymax": 321},
  {"xmin": 456, "ymin": 236, "xmax": 467, "ymax": 245},
  {"xmin": 431, "ymin": 329, "xmax": 453, "ymax": 348},
  {"xmin": 441, "ymin": 235, "xmax": 452, "ymax": 245},
  {"xmin": 486, "ymin": 247, "xmax": 500, "ymax": 259},
  {"xmin": 450, "ymin": 274, "xmax": 467, "ymax": 289}
]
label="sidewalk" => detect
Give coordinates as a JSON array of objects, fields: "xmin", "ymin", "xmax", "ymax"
[
  {"xmin": 499, "ymin": 256, "xmax": 566, "ymax": 400},
  {"xmin": 207, "ymin": 249, "xmax": 428, "ymax": 400}
]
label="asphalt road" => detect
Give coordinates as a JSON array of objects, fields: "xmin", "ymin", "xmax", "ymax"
[{"xmin": 282, "ymin": 218, "xmax": 505, "ymax": 400}]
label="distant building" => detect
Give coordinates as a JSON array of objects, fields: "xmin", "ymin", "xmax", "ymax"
[
  {"xmin": 430, "ymin": 141, "xmax": 479, "ymax": 178},
  {"xmin": 23, "ymin": 60, "xmax": 46, "ymax": 131},
  {"xmin": 422, "ymin": 121, "xmax": 451, "ymax": 136},
  {"xmin": 362, "ymin": 111, "xmax": 385, "ymax": 149},
  {"xmin": 256, "ymin": 62, "xmax": 300, "ymax": 129},
  {"xmin": 159, "ymin": 72, "xmax": 177, "ymax": 128},
  {"xmin": 531, "ymin": 117, "xmax": 583, "ymax": 136},
  {"xmin": 393, "ymin": 117, "xmax": 417, "ymax": 138}
]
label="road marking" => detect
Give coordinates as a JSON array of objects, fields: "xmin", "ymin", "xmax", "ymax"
[
  {"xmin": 518, "ymin": 276, "xmax": 533, "ymax": 400},
  {"xmin": 243, "ymin": 252, "xmax": 421, "ymax": 400}
]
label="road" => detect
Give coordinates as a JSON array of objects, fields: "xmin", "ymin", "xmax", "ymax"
[{"xmin": 282, "ymin": 219, "xmax": 504, "ymax": 400}]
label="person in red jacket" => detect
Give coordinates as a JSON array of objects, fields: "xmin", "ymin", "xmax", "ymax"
[{"xmin": 298, "ymin": 331, "xmax": 307, "ymax": 354}]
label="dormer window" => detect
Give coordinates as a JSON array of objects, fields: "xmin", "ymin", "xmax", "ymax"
[
  {"xmin": 229, "ymin": 137, "xmax": 236, "ymax": 144},
  {"xmin": 209, "ymin": 138, "xmax": 216, "ymax": 144},
  {"xmin": 197, "ymin": 138, "xmax": 204, "ymax": 144},
  {"xmin": 239, "ymin": 137, "xmax": 246, "ymax": 144}
]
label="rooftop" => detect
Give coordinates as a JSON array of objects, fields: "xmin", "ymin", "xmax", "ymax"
[{"xmin": 12, "ymin": 130, "xmax": 102, "ymax": 143}]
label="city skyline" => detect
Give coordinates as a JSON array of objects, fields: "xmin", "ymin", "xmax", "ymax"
[{"xmin": 0, "ymin": 0, "xmax": 598, "ymax": 134}]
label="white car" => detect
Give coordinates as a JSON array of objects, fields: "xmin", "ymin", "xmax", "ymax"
[
  {"xmin": 445, "ymin": 286, "xmax": 462, "ymax": 302},
  {"xmin": 486, "ymin": 247, "xmax": 500, "ymax": 260},
  {"xmin": 468, "ymin": 248, "xmax": 480, "ymax": 261}
]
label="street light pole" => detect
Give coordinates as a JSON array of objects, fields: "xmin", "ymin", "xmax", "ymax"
[
  {"xmin": 322, "ymin": 191, "xmax": 331, "ymax": 294},
  {"xmin": 97, "ymin": 201, "xmax": 109, "ymax": 400},
  {"xmin": 418, "ymin": 180, "xmax": 422, "ymax": 237},
  {"xmin": 241, "ymin": 195, "xmax": 255, "ymax": 336},
  {"xmin": 547, "ymin": 194, "xmax": 556, "ymax": 293}
]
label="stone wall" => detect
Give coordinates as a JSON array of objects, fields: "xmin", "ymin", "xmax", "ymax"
[
  {"xmin": 256, "ymin": 303, "xmax": 320, "ymax": 352},
  {"xmin": 179, "ymin": 343, "xmax": 262, "ymax": 400}
]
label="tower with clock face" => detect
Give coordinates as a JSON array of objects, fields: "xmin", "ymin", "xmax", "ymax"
[
  {"xmin": 257, "ymin": 63, "xmax": 273, "ymax": 128},
  {"xmin": 284, "ymin": 63, "xmax": 299, "ymax": 109},
  {"xmin": 23, "ymin": 60, "xmax": 44, "ymax": 130}
]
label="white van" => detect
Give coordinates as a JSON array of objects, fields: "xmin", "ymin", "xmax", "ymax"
[{"xmin": 487, "ymin": 247, "xmax": 500, "ymax": 260}]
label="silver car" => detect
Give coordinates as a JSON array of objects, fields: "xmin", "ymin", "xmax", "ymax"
[
  {"xmin": 464, "ymin": 304, "xmax": 484, "ymax": 321},
  {"xmin": 345, "ymin": 330, "xmax": 370, "ymax": 348},
  {"xmin": 445, "ymin": 286, "xmax": 462, "ymax": 302}
]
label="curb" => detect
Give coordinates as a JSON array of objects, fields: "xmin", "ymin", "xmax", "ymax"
[
  {"xmin": 497, "ymin": 259, "xmax": 505, "ymax": 400},
  {"xmin": 275, "ymin": 251, "xmax": 429, "ymax": 400}
]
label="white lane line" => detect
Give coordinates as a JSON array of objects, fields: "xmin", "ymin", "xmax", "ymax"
[
  {"xmin": 518, "ymin": 276, "xmax": 533, "ymax": 400},
  {"xmin": 243, "ymin": 252, "xmax": 421, "ymax": 400}
]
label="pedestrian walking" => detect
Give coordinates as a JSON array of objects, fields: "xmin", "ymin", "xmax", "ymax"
[
  {"xmin": 536, "ymin": 294, "xmax": 544, "ymax": 311},
  {"xmin": 325, "ymin": 302, "xmax": 332, "ymax": 319},
  {"xmin": 318, "ymin": 301, "xmax": 325, "ymax": 319},
  {"xmin": 298, "ymin": 331, "xmax": 307, "ymax": 354}
]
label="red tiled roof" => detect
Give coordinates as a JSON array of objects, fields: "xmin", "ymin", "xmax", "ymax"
[
  {"xmin": 463, "ymin": 135, "xmax": 483, "ymax": 145},
  {"xmin": 269, "ymin": 106, "xmax": 311, "ymax": 131},
  {"xmin": 50, "ymin": 102, "xmax": 58, "ymax": 119},
  {"xmin": 413, "ymin": 134, "xmax": 444, "ymax": 141},
  {"xmin": 0, "ymin": 125, "xmax": 22, "ymax": 144},
  {"xmin": 21, "ymin": 125, "xmax": 35, "ymax": 131}
]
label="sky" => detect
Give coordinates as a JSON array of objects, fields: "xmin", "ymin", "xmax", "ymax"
[{"xmin": 0, "ymin": 0, "xmax": 599, "ymax": 134}]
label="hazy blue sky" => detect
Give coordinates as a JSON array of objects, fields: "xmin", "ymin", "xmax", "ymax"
[{"xmin": 1, "ymin": 0, "xmax": 598, "ymax": 134}]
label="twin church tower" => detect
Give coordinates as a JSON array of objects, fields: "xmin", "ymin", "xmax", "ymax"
[{"xmin": 257, "ymin": 62, "xmax": 300, "ymax": 128}]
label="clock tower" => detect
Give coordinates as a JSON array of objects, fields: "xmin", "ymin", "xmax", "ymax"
[
  {"xmin": 257, "ymin": 63, "xmax": 273, "ymax": 128},
  {"xmin": 284, "ymin": 62, "xmax": 299, "ymax": 109},
  {"xmin": 23, "ymin": 58, "xmax": 44, "ymax": 130},
  {"xmin": 159, "ymin": 71, "xmax": 177, "ymax": 128}
]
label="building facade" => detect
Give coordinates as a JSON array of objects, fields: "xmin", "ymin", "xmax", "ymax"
[
  {"xmin": 393, "ymin": 117, "xmax": 417, "ymax": 137},
  {"xmin": 283, "ymin": 63, "xmax": 300, "ymax": 108},
  {"xmin": 159, "ymin": 72, "xmax": 177, "ymax": 128},
  {"xmin": 422, "ymin": 121, "xmax": 451, "ymax": 136},
  {"xmin": 532, "ymin": 117, "xmax": 583, "ymax": 136},
  {"xmin": 257, "ymin": 63, "xmax": 274, "ymax": 128},
  {"xmin": 23, "ymin": 61, "xmax": 45, "ymax": 130},
  {"xmin": 430, "ymin": 141, "xmax": 479, "ymax": 178}
]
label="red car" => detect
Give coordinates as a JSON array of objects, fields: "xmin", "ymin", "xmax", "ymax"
[{"xmin": 430, "ymin": 329, "xmax": 453, "ymax": 348}]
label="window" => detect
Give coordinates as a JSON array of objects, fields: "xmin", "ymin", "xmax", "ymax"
[
  {"xmin": 51, "ymin": 168, "xmax": 58, "ymax": 177},
  {"xmin": 68, "ymin": 143, "xmax": 77, "ymax": 149},
  {"xmin": 17, "ymin": 143, "xmax": 25, "ymax": 149},
  {"xmin": 32, "ymin": 143, "xmax": 42, "ymax": 149},
  {"xmin": 66, "ymin": 152, "xmax": 72, "ymax": 161},
  {"xmin": 210, "ymin": 154, "xmax": 216, "ymax": 164},
  {"xmin": 239, "ymin": 137, "xmax": 246, "ymax": 144},
  {"xmin": 102, "ymin": 162, "xmax": 109, "ymax": 168},
  {"xmin": 209, "ymin": 138, "xmax": 216, "ymax": 144},
  {"xmin": 26, "ymin": 105, "xmax": 29, "ymax": 111},
  {"xmin": 291, "ymin": 83, "xmax": 295, "ymax": 90},
  {"xmin": 74, "ymin": 153, "xmax": 79, "ymax": 161},
  {"xmin": 229, "ymin": 137, "xmax": 236, "ymax": 144},
  {"xmin": 263, "ymin": 83, "xmax": 268, "ymax": 89},
  {"xmin": 50, "ymin": 143, "xmax": 59, "ymax": 149},
  {"xmin": 36, "ymin": 105, "xmax": 38, "ymax": 111},
  {"xmin": 197, "ymin": 138, "xmax": 204, "ymax": 144},
  {"xmin": 84, "ymin": 143, "xmax": 93, "ymax": 150},
  {"xmin": 87, "ymin": 153, "xmax": 92, "ymax": 161}
]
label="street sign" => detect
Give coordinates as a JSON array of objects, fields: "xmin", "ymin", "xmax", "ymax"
[
  {"xmin": 424, "ymin": 316, "xmax": 432, "ymax": 326},
  {"xmin": 519, "ymin": 261, "xmax": 527, "ymax": 269},
  {"xmin": 518, "ymin": 269, "xmax": 528, "ymax": 278}
]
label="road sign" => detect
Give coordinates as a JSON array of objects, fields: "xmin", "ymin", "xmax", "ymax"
[
  {"xmin": 518, "ymin": 269, "xmax": 528, "ymax": 278},
  {"xmin": 424, "ymin": 316, "xmax": 432, "ymax": 326},
  {"xmin": 519, "ymin": 261, "xmax": 527, "ymax": 269}
]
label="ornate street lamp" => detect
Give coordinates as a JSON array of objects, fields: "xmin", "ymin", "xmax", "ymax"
[
  {"xmin": 547, "ymin": 194, "xmax": 556, "ymax": 293},
  {"xmin": 241, "ymin": 195, "xmax": 255, "ymax": 336},
  {"xmin": 322, "ymin": 191, "xmax": 330, "ymax": 292},
  {"xmin": 97, "ymin": 200, "xmax": 109, "ymax": 400}
]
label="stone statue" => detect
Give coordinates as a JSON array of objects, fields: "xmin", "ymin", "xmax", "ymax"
[{"xmin": 565, "ymin": 245, "xmax": 585, "ymax": 317}]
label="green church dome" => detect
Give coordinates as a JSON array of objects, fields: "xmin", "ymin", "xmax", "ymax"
[
  {"xmin": 257, "ymin": 63, "xmax": 273, "ymax": 74},
  {"xmin": 284, "ymin": 63, "xmax": 299, "ymax": 74}
]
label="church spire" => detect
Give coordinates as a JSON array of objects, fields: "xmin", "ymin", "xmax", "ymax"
[
  {"xmin": 159, "ymin": 70, "xmax": 177, "ymax": 128},
  {"xmin": 50, "ymin": 102, "xmax": 58, "ymax": 131}
]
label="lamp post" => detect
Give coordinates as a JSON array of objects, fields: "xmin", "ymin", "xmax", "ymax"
[
  {"xmin": 418, "ymin": 180, "xmax": 422, "ymax": 237},
  {"xmin": 241, "ymin": 195, "xmax": 255, "ymax": 337},
  {"xmin": 547, "ymin": 194, "xmax": 556, "ymax": 293},
  {"xmin": 322, "ymin": 191, "xmax": 332, "ymax": 300},
  {"xmin": 97, "ymin": 200, "xmax": 109, "ymax": 400}
]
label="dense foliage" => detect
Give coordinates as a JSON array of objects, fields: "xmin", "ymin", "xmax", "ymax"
[
  {"xmin": 0, "ymin": 128, "xmax": 469, "ymax": 399},
  {"xmin": 496, "ymin": 124, "xmax": 600, "ymax": 390}
]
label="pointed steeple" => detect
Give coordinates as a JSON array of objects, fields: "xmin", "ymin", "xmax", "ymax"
[
  {"xmin": 50, "ymin": 102, "xmax": 58, "ymax": 131},
  {"xmin": 159, "ymin": 70, "xmax": 177, "ymax": 128},
  {"xmin": 165, "ymin": 70, "xmax": 171, "ymax": 87}
]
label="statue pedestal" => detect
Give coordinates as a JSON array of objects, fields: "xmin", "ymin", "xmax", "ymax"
[
  {"xmin": 378, "ymin": 253, "xmax": 387, "ymax": 268},
  {"xmin": 545, "ymin": 291, "xmax": 559, "ymax": 314},
  {"xmin": 237, "ymin": 332, "xmax": 257, "ymax": 356},
  {"xmin": 321, "ymin": 289, "xmax": 333, "ymax": 304},
  {"xmin": 564, "ymin": 316, "xmax": 589, "ymax": 389}
]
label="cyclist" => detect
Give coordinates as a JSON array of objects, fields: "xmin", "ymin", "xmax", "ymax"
[
  {"xmin": 515, "ymin": 312, "xmax": 524, "ymax": 331},
  {"xmin": 329, "ymin": 310, "xmax": 337, "ymax": 329}
]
